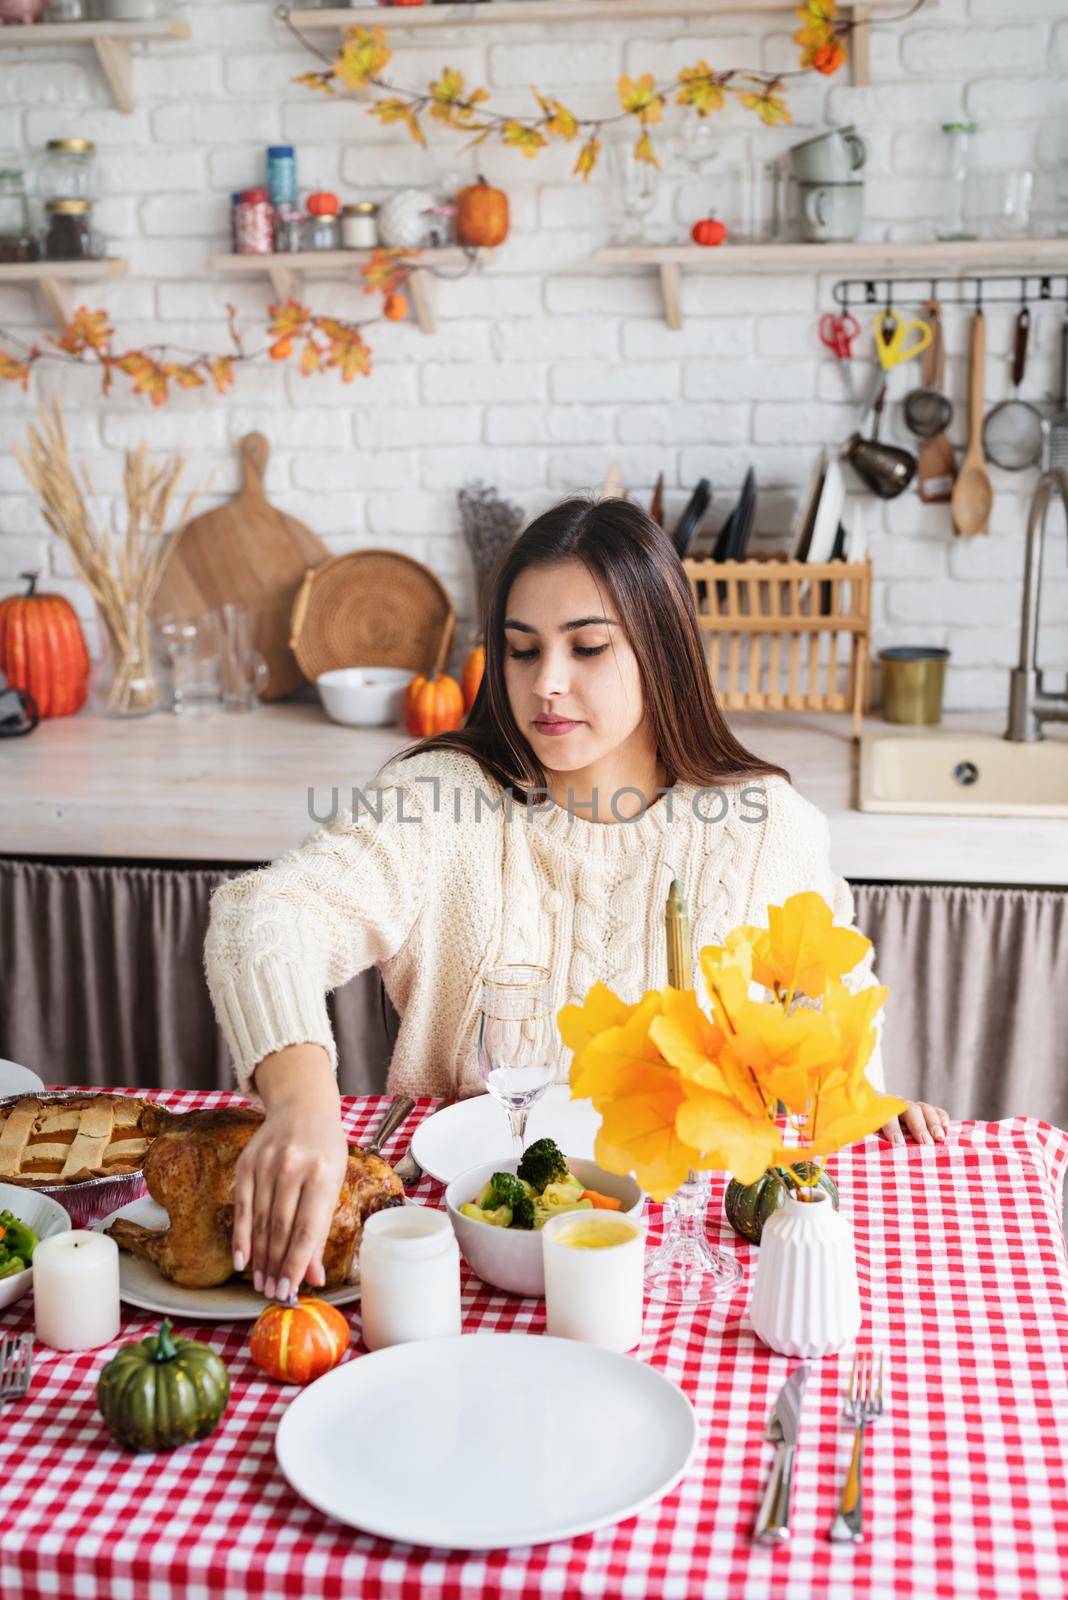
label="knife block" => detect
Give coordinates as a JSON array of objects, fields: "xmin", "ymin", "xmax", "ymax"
[{"xmin": 683, "ymin": 554, "xmax": 873, "ymax": 737}]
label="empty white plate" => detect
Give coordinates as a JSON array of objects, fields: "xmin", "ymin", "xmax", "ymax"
[
  {"xmin": 276, "ymin": 1332, "xmax": 698, "ymax": 1548},
  {"xmin": 0, "ymin": 1061, "xmax": 44, "ymax": 1098},
  {"xmin": 411, "ymin": 1085, "xmax": 601, "ymax": 1186}
]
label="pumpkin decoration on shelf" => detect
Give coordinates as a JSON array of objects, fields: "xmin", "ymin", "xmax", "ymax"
[
  {"xmin": 455, "ymin": 177, "xmax": 509, "ymax": 249},
  {"xmin": 724, "ymin": 1163, "xmax": 840, "ymax": 1246},
  {"xmin": 404, "ymin": 667, "xmax": 465, "ymax": 737},
  {"xmin": 0, "ymin": 571, "xmax": 90, "ymax": 719},
  {"xmin": 460, "ymin": 641, "xmax": 485, "ymax": 714},
  {"xmin": 690, "ymin": 216, "xmax": 728, "ymax": 247},
  {"xmin": 97, "ymin": 1319, "xmax": 230, "ymax": 1452},
  {"xmin": 249, "ymin": 1297, "xmax": 351, "ymax": 1386}
]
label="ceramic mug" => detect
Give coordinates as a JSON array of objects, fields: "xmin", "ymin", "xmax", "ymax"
[
  {"xmin": 800, "ymin": 181, "xmax": 864, "ymax": 242},
  {"xmin": 789, "ymin": 125, "xmax": 867, "ymax": 184}
]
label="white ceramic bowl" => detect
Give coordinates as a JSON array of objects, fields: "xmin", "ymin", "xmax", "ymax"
[
  {"xmin": 445, "ymin": 1156, "xmax": 644, "ymax": 1299},
  {"xmin": 0, "ymin": 1181, "xmax": 72, "ymax": 1311},
  {"xmin": 315, "ymin": 667, "xmax": 412, "ymax": 728}
]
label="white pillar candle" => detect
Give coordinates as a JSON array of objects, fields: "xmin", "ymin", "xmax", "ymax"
[
  {"xmin": 33, "ymin": 1230, "xmax": 121, "ymax": 1351},
  {"xmin": 542, "ymin": 1211, "xmax": 646, "ymax": 1353},
  {"xmin": 359, "ymin": 1207, "xmax": 462, "ymax": 1352}
]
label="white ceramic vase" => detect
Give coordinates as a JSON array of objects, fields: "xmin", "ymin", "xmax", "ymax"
[{"xmin": 749, "ymin": 1189, "xmax": 861, "ymax": 1358}]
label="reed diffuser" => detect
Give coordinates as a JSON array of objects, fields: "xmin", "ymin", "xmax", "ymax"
[{"xmin": 16, "ymin": 399, "xmax": 203, "ymax": 718}]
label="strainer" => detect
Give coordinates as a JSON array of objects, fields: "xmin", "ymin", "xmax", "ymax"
[{"xmin": 982, "ymin": 306, "xmax": 1043, "ymax": 472}]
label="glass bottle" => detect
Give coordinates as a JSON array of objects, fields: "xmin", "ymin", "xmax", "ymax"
[
  {"xmin": 0, "ymin": 164, "xmax": 38, "ymax": 263},
  {"xmin": 38, "ymin": 138, "xmax": 96, "ymax": 205},
  {"xmin": 935, "ymin": 121, "xmax": 978, "ymax": 241}
]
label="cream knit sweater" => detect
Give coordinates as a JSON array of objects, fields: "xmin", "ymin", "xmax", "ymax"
[{"xmin": 204, "ymin": 747, "xmax": 885, "ymax": 1100}]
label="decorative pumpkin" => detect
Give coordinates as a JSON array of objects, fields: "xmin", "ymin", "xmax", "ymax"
[
  {"xmin": 97, "ymin": 1319, "xmax": 230, "ymax": 1452},
  {"xmin": 249, "ymin": 1297, "xmax": 350, "ymax": 1386},
  {"xmin": 306, "ymin": 191, "xmax": 339, "ymax": 217},
  {"xmin": 383, "ymin": 293, "xmax": 408, "ymax": 322},
  {"xmin": 725, "ymin": 1163, "xmax": 839, "ymax": 1246},
  {"xmin": 378, "ymin": 189, "xmax": 436, "ymax": 250},
  {"xmin": 455, "ymin": 177, "xmax": 509, "ymax": 249},
  {"xmin": 404, "ymin": 667, "xmax": 465, "ymax": 736},
  {"xmin": 0, "ymin": 571, "xmax": 90, "ymax": 719},
  {"xmin": 460, "ymin": 642, "xmax": 485, "ymax": 713},
  {"xmin": 691, "ymin": 217, "xmax": 728, "ymax": 247}
]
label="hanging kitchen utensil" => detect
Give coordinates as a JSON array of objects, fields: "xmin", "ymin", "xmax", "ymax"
[
  {"xmin": 152, "ymin": 433, "xmax": 329, "ymax": 700},
  {"xmin": 951, "ymin": 308, "xmax": 993, "ymax": 538},
  {"xmin": 874, "ymin": 308, "xmax": 933, "ymax": 372},
  {"xmin": 982, "ymin": 305, "xmax": 1044, "ymax": 472},
  {"xmin": 1046, "ymin": 316, "xmax": 1068, "ymax": 472},
  {"xmin": 819, "ymin": 310, "xmax": 861, "ymax": 399},
  {"xmin": 904, "ymin": 301, "xmax": 953, "ymax": 440},
  {"xmin": 843, "ymin": 382, "xmax": 916, "ymax": 499},
  {"xmin": 289, "ymin": 549, "xmax": 455, "ymax": 684},
  {"xmin": 672, "ymin": 478, "xmax": 710, "ymax": 558},
  {"xmin": 915, "ymin": 302, "xmax": 957, "ymax": 505}
]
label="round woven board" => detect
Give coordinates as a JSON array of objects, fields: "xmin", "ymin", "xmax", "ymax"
[{"xmin": 291, "ymin": 550, "xmax": 455, "ymax": 681}]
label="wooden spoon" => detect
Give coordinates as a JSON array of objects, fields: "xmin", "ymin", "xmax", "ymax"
[
  {"xmin": 916, "ymin": 300, "xmax": 956, "ymax": 505},
  {"xmin": 951, "ymin": 309, "xmax": 993, "ymax": 538}
]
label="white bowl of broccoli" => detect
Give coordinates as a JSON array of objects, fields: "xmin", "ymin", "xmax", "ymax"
[
  {"xmin": 445, "ymin": 1139, "xmax": 643, "ymax": 1298},
  {"xmin": 0, "ymin": 1182, "xmax": 71, "ymax": 1311}
]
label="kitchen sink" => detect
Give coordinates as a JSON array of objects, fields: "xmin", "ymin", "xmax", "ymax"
[{"xmin": 858, "ymin": 730, "xmax": 1068, "ymax": 817}]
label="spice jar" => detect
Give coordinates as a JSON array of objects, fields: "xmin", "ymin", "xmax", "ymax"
[
  {"xmin": 306, "ymin": 192, "xmax": 340, "ymax": 251},
  {"xmin": 234, "ymin": 187, "xmax": 273, "ymax": 255},
  {"xmin": 266, "ymin": 145, "xmax": 297, "ymax": 210},
  {"xmin": 273, "ymin": 205, "xmax": 305, "ymax": 253},
  {"xmin": 341, "ymin": 201, "xmax": 378, "ymax": 249},
  {"xmin": 44, "ymin": 199, "xmax": 94, "ymax": 261},
  {"xmin": 38, "ymin": 139, "xmax": 96, "ymax": 205},
  {"xmin": 358, "ymin": 1207, "xmax": 462, "ymax": 1352}
]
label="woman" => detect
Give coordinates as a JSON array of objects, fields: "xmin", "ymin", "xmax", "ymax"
[{"xmin": 205, "ymin": 497, "xmax": 948, "ymax": 1301}]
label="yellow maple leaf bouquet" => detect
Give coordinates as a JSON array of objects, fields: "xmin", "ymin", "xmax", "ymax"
[{"xmin": 559, "ymin": 890, "xmax": 907, "ymax": 1203}]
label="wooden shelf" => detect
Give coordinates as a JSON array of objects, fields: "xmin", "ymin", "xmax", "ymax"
[
  {"xmin": 285, "ymin": 1, "xmax": 901, "ymax": 84},
  {"xmin": 207, "ymin": 248, "xmax": 475, "ymax": 335},
  {"xmin": 594, "ymin": 239, "xmax": 1068, "ymax": 328},
  {"xmin": 0, "ymin": 18, "xmax": 190, "ymax": 113},
  {"xmin": 0, "ymin": 257, "xmax": 128, "ymax": 329}
]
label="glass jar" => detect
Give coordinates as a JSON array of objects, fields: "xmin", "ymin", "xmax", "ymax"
[
  {"xmin": 38, "ymin": 138, "xmax": 96, "ymax": 205},
  {"xmin": 44, "ymin": 199, "xmax": 94, "ymax": 261},
  {"xmin": 48, "ymin": 0, "xmax": 87, "ymax": 18},
  {"xmin": 266, "ymin": 144, "xmax": 297, "ymax": 209},
  {"xmin": 92, "ymin": 603, "xmax": 160, "ymax": 719},
  {"xmin": 0, "ymin": 165, "xmax": 38, "ymax": 263},
  {"xmin": 234, "ymin": 187, "xmax": 273, "ymax": 255},
  {"xmin": 358, "ymin": 1208, "xmax": 462, "ymax": 1352},
  {"xmin": 305, "ymin": 212, "xmax": 339, "ymax": 251},
  {"xmin": 273, "ymin": 205, "xmax": 305, "ymax": 253},
  {"xmin": 341, "ymin": 201, "xmax": 378, "ymax": 249},
  {"xmin": 935, "ymin": 121, "xmax": 978, "ymax": 241}
]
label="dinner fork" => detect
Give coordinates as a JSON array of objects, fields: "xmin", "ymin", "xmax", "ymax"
[
  {"xmin": 0, "ymin": 1333, "xmax": 33, "ymax": 1411},
  {"xmin": 829, "ymin": 1348, "xmax": 884, "ymax": 1544}
]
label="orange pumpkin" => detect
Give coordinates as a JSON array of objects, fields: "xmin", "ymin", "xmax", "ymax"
[
  {"xmin": 0, "ymin": 572, "xmax": 89, "ymax": 718},
  {"xmin": 455, "ymin": 177, "xmax": 509, "ymax": 249},
  {"xmin": 404, "ymin": 668, "xmax": 465, "ymax": 737},
  {"xmin": 249, "ymin": 1298, "xmax": 350, "ymax": 1386},
  {"xmin": 383, "ymin": 293, "xmax": 408, "ymax": 321},
  {"xmin": 460, "ymin": 642, "xmax": 485, "ymax": 714}
]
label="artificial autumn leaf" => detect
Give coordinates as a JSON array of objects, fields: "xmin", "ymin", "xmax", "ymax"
[
  {"xmin": 740, "ymin": 88, "xmax": 792, "ymax": 126},
  {"xmin": 209, "ymin": 355, "xmax": 234, "ymax": 395},
  {"xmin": 293, "ymin": 71, "xmax": 335, "ymax": 95},
  {"xmin": 57, "ymin": 307, "xmax": 112, "ymax": 356},
  {"xmin": 819, "ymin": 977, "xmax": 888, "ymax": 1095},
  {"xmin": 116, "ymin": 353, "xmax": 168, "ymax": 406},
  {"xmin": 361, "ymin": 247, "xmax": 409, "ymax": 296},
  {"xmin": 368, "ymin": 97, "xmax": 426, "ymax": 148},
  {"xmin": 300, "ymin": 339, "xmax": 322, "ymax": 376},
  {"xmin": 0, "ymin": 351, "xmax": 32, "ymax": 389},
  {"xmin": 675, "ymin": 1084, "xmax": 783, "ymax": 1185},
  {"xmin": 633, "ymin": 131, "xmax": 660, "ymax": 168},
  {"xmin": 778, "ymin": 1076, "xmax": 906, "ymax": 1164},
  {"xmin": 721, "ymin": 890, "xmax": 871, "ymax": 1002},
  {"xmin": 502, "ymin": 120, "xmax": 547, "ymax": 157},
  {"xmin": 334, "ymin": 26, "xmax": 390, "ymax": 90},
  {"xmin": 532, "ymin": 86, "xmax": 578, "ymax": 141},
  {"xmin": 676, "ymin": 61, "xmax": 725, "ymax": 117},
  {"xmin": 618, "ymin": 72, "xmax": 665, "ymax": 126},
  {"xmin": 558, "ymin": 979, "xmax": 636, "ymax": 1082},
  {"xmin": 574, "ymin": 135, "xmax": 601, "ymax": 180},
  {"xmin": 161, "ymin": 362, "xmax": 206, "ymax": 389},
  {"xmin": 429, "ymin": 67, "xmax": 488, "ymax": 128},
  {"xmin": 593, "ymin": 1062, "xmax": 697, "ymax": 1202},
  {"xmin": 319, "ymin": 323, "xmax": 372, "ymax": 382},
  {"xmin": 796, "ymin": 0, "xmax": 837, "ymax": 27},
  {"xmin": 268, "ymin": 300, "xmax": 312, "ymax": 340}
]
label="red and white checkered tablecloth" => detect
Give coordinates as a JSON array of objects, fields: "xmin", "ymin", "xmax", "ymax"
[{"xmin": 1, "ymin": 1091, "xmax": 1067, "ymax": 1600}]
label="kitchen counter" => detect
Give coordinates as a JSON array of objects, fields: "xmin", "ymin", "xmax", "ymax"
[{"xmin": 3, "ymin": 703, "xmax": 1065, "ymax": 885}]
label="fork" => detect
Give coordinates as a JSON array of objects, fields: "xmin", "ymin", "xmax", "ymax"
[
  {"xmin": 0, "ymin": 1333, "xmax": 33, "ymax": 1411},
  {"xmin": 829, "ymin": 1348, "xmax": 884, "ymax": 1543}
]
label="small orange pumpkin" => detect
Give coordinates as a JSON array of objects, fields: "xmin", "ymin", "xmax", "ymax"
[
  {"xmin": 460, "ymin": 642, "xmax": 485, "ymax": 714},
  {"xmin": 691, "ymin": 217, "xmax": 728, "ymax": 247},
  {"xmin": 383, "ymin": 293, "xmax": 408, "ymax": 321},
  {"xmin": 404, "ymin": 668, "xmax": 465, "ymax": 737},
  {"xmin": 0, "ymin": 571, "xmax": 90, "ymax": 718},
  {"xmin": 455, "ymin": 176, "xmax": 509, "ymax": 249},
  {"xmin": 249, "ymin": 1298, "xmax": 350, "ymax": 1386}
]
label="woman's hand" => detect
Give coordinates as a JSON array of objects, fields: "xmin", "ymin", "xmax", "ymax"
[
  {"xmin": 880, "ymin": 1100, "xmax": 950, "ymax": 1146},
  {"xmin": 231, "ymin": 1044, "xmax": 349, "ymax": 1302}
]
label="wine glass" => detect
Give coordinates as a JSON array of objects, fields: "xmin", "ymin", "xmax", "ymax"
[{"xmin": 477, "ymin": 965, "xmax": 557, "ymax": 1158}]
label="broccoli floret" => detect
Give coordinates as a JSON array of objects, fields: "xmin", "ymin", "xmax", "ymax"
[
  {"xmin": 0, "ymin": 1210, "xmax": 36, "ymax": 1266},
  {"xmin": 533, "ymin": 1197, "xmax": 593, "ymax": 1230},
  {"xmin": 475, "ymin": 1172, "xmax": 535, "ymax": 1229},
  {"xmin": 516, "ymin": 1139, "xmax": 570, "ymax": 1194}
]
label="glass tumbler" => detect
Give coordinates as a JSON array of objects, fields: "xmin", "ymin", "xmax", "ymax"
[
  {"xmin": 158, "ymin": 613, "xmax": 222, "ymax": 717},
  {"xmin": 477, "ymin": 964, "xmax": 557, "ymax": 1157},
  {"xmin": 218, "ymin": 603, "xmax": 269, "ymax": 712}
]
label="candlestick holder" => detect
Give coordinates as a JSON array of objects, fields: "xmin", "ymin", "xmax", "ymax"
[{"xmin": 644, "ymin": 1168, "xmax": 743, "ymax": 1304}]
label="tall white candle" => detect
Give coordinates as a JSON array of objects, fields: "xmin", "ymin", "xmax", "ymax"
[
  {"xmin": 33, "ymin": 1230, "xmax": 121, "ymax": 1351},
  {"xmin": 542, "ymin": 1211, "xmax": 646, "ymax": 1353},
  {"xmin": 359, "ymin": 1208, "xmax": 462, "ymax": 1352}
]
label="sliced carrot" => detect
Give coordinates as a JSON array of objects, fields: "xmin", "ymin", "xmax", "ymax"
[
  {"xmin": 0, "ymin": 1225, "xmax": 5, "ymax": 1242},
  {"xmin": 580, "ymin": 1189, "xmax": 622, "ymax": 1211}
]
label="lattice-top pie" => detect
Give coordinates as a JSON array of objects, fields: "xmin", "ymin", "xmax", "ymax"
[{"xmin": 0, "ymin": 1095, "xmax": 153, "ymax": 1186}]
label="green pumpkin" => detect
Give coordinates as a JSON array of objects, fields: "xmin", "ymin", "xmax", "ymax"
[
  {"xmin": 724, "ymin": 1163, "xmax": 840, "ymax": 1245},
  {"xmin": 97, "ymin": 1319, "xmax": 230, "ymax": 1453}
]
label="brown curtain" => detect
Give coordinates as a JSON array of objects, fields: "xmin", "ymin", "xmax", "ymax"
[{"xmin": 1, "ymin": 861, "xmax": 1065, "ymax": 1124}]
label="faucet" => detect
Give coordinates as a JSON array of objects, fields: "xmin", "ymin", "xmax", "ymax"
[{"xmin": 1005, "ymin": 469, "xmax": 1068, "ymax": 742}]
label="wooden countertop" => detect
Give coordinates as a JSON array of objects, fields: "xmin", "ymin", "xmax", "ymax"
[{"xmin": 2, "ymin": 702, "xmax": 1064, "ymax": 886}]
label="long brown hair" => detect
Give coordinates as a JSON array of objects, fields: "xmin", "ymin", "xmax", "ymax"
[{"xmin": 393, "ymin": 495, "xmax": 791, "ymax": 798}]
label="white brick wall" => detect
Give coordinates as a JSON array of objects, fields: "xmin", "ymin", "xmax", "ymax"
[{"xmin": 2, "ymin": 0, "xmax": 1067, "ymax": 708}]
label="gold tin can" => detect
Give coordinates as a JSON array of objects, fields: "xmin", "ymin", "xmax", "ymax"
[{"xmin": 878, "ymin": 647, "xmax": 950, "ymax": 724}]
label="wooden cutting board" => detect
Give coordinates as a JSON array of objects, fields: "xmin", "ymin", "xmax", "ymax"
[{"xmin": 153, "ymin": 433, "xmax": 328, "ymax": 699}]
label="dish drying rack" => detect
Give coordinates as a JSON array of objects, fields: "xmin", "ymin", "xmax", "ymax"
[{"xmin": 683, "ymin": 554, "xmax": 873, "ymax": 737}]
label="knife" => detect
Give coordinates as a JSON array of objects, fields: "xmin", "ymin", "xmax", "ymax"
[{"xmin": 753, "ymin": 1364, "xmax": 810, "ymax": 1544}]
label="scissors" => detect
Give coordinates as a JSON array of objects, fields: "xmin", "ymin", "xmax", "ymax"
[
  {"xmin": 819, "ymin": 312, "xmax": 860, "ymax": 398},
  {"xmin": 874, "ymin": 309, "xmax": 933, "ymax": 371}
]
